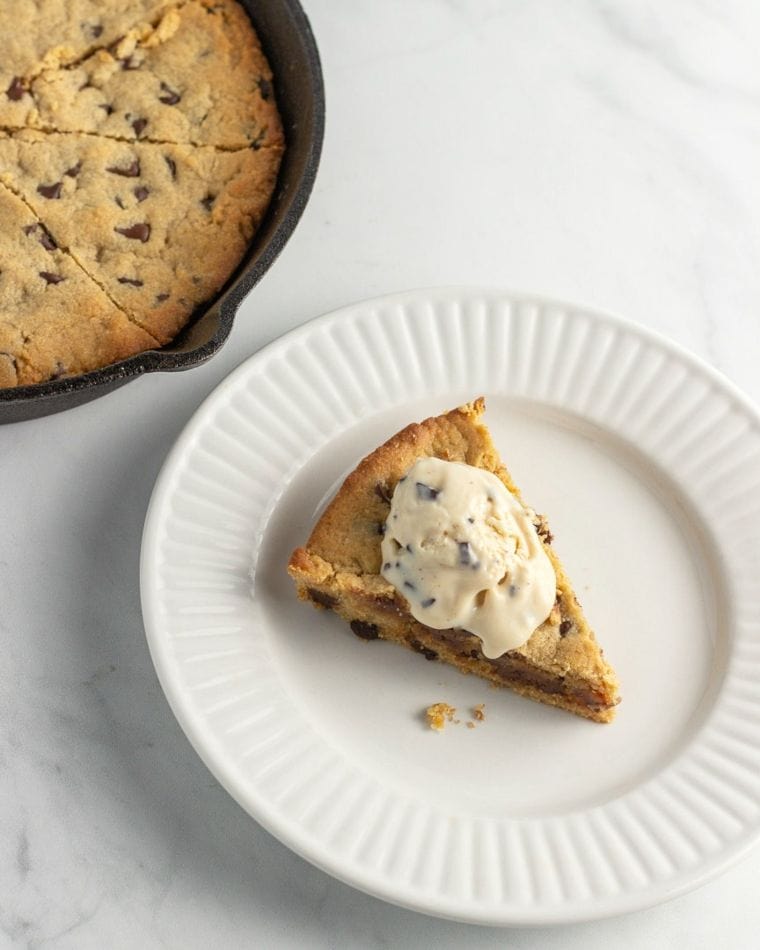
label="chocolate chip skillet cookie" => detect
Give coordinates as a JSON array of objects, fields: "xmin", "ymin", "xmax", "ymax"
[{"xmin": 0, "ymin": 0, "xmax": 283, "ymax": 388}]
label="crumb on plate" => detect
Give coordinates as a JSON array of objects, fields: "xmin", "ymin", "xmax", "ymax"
[{"xmin": 426, "ymin": 702, "xmax": 457, "ymax": 732}]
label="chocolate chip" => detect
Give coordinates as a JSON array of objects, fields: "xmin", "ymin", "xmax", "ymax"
[
  {"xmin": 376, "ymin": 522, "xmax": 386, "ymax": 536},
  {"xmin": 421, "ymin": 597, "xmax": 436, "ymax": 608},
  {"xmin": 133, "ymin": 185, "xmax": 149, "ymax": 202},
  {"xmin": 155, "ymin": 292, "xmax": 170, "ymax": 303},
  {"xmin": 250, "ymin": 129, "xmax": 265, "ymax": 150},
  {"xmin": 350, "ymin": 620, "xmax": 379, "ymax": 641},
  {"xmin": 106, "ymin": 159, "xmax": 140, "ymax": 177},
  {"xmin": 469, "ymin": 648, "xmax": 481, "ymax": 659},
  {"xmin": 458, "ymin": 541, "xmax": 472, "ymax": 566},
  {"xmin": 6, "ymin": 77, "xmax": 25, "ymax": 101},
  {"xmin": 382, "ymin": 562, "xmax": 391, "ymax": 571},
  {"xmin": 115, "ymin": 196, "xmax": 125, "ymax": 209},
  {"xmin": 258, "ymin": 77, "xmax": 272, "ymax": 101},
  {"xmin": 39, "ymin": 229, "xmax": 57, "ymax": 251},
  {"xmin": 39, "ymin": 271, "xmax": 65, "ymax": 284},
  {"xmin": 132, "ymin": 117, "xmax": 147, "ymax": 136},
  {"xmin": 374, "ymin": 483, "xmax": 392, "ymax": 504},
  {"xmin": 23, "ymin": 223, "xmax": 57, "ymax": 250},
  {"xmin": 65, "ymin": 161, "xmax": 82, "ymax": 178},
  {"xmin": 114, "ymin": 222, "xmax": 150, "ymax": 242},
  {"xmin": 99, "ymin": 103, "xmax": 115, "ymax": 115},
  {"xmin": 416, "ymin": 482, "xmax": 440, "ymax": 502},
  {"xmin": 37, "ymin": 182, "xmax": 62, "ymax": 199},
  {"xmin": 535, "ymin": 519, "xmax": 554, "ymax": 544},
  {"xmin": 164, "ymin": 155, "xmax": 176, "ymax": 179},
  {"xmin": 117, "ymin": 276, "xmax": 143, "ymax": 286},
  {"xmin": 89, "ymin": 23, "xmax": 103, "ymax": 38},
  {"xmin": 559, "ymin": 620, "xmax": 572, "ymax": 637},
  {"xmin": 403, "ymin": 580, "xmax": 416, "ymax": 591},
  {"xmin": 411, "ymin": 640, "xmax": 437, "ymax": 661},
  {"xmin": 306, "ymin": 588, "xmax": 337, "ymax": 609},
  {"xmin": 200, "ymin": 193, "xmax": 215, "ymax": 211},
  {"xmin": 121, "ymin": 56, "xmax": 139, "ymax": 70},
  {"xmin": 158, "ymin": 82, "xmax": 181, "ymax": 105},
  {"xmin": 50, "ymin": 361, "xmax": 67, "ymax": 379}
]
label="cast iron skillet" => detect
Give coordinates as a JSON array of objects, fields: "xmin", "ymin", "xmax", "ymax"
[{"xmin": 0, "ymin": 0, "xmax": 324, "ymax": 424}]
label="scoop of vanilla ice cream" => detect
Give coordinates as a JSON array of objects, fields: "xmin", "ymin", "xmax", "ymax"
[{"xmin": 380, "ymin": 457, "xmax": 556, "ymax": 657}]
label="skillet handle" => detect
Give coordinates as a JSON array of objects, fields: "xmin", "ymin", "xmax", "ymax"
[{"xmin": 146, "ymin": 297, "xmax": 233, "ymax": 374}]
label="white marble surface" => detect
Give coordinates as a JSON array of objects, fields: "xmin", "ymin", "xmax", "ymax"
[{"xmin": 2, "ymin": 0, "xmax": 760, "ymax": 946}]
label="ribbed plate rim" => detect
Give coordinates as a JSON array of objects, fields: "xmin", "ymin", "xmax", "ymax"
[{"xmin": 140, "ymin": 287, "xmax": 760, "ymax": 926}]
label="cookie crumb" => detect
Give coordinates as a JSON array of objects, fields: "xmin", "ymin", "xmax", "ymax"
[
  {"xmin": 466, "ymin": 721, "xmax": 475, "ymax": 729},
  {"xmin": 473, "ymin": 703, "xmax": 485, "ymax": 721},
  {"xmin": 426, "ymin": 702, "xmax": 456, "ymax": 732}
]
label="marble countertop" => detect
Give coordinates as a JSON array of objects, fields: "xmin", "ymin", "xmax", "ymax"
[{"xmin": 2, "ymin": 1, "xmax": 759, "ymax": 946}]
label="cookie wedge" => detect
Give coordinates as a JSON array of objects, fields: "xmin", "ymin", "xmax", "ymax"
[
  {"xmin": 0, "ymin": 183, "xmax": 157, "ymax": 386},
  {"xmin": 288, "ymin": 399, "xmax": 621, "ymax": 723},
  {"xmin": 0, "ymin": 130, "xmax": 282, "ymax": 345}
]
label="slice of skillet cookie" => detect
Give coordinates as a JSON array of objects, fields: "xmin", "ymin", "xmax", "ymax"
[
  {"xmin": 27, "ymin": 0, "xmax": 283, "ymax": 149},
  {"xmin": 0, "ymin": 0, "xmax": 175, "ymax": 128},
  {"xmin": 0, "ymin": 183, "xmax": 157, "ymax": 387},
  {"xmin": 0, "ymin": 130, "xmax": 283, "ymax": 345}
]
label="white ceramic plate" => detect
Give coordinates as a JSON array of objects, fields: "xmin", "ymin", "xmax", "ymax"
[{"xmin": 141, "ymin": 289, "xmax": 760, "ymax": 926}]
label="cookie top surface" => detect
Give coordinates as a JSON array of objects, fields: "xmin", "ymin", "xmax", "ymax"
[
  {"xmin": 0, "ymin": 130, "xmax": 282, "ymax": 344},
  {"xmin": 0, "ymin": 0, "xmax": 174, "ymax": 120},
  {"xmin": 0, "ymin": 185, "xmax": 156, "ymax": 386},
  {"xmin": 0, "ymin": 0, "xmax": 284, "ymax": 387},
  {"xmin": 23, "ymin": 1, "xmax": 283, "ymax": 149}
]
